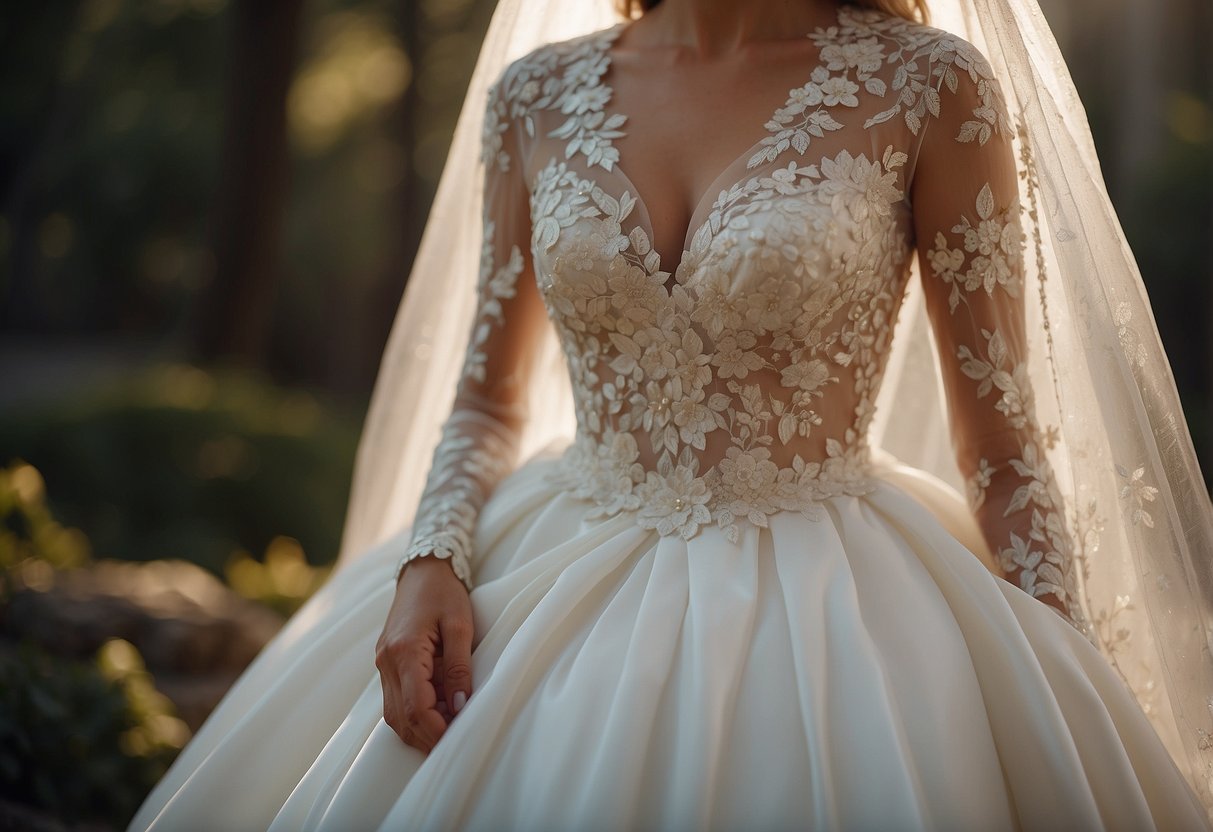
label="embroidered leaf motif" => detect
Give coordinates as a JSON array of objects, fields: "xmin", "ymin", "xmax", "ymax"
[
  {"xmin": 976, "ymin": 183, "xmax": 995, "ymax": 220},
  {"xmin": 411, "ymin": 7, "xmax": 1083, "ymax": 635}
]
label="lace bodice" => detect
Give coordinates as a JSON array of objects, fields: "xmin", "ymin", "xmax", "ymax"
[{"xmin": 397, "ymin": 4, "xmax": 1083, "ymax": 630}]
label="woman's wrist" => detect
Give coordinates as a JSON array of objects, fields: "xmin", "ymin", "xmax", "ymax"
[{"xmin": 394, "ymin": 546, "xmax": 474, "ymax": 592}]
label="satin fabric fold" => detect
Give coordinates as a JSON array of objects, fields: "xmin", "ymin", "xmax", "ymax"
[{"xmin": 130, "ymin": 450, "xmax": 1208, "ymax": 832}]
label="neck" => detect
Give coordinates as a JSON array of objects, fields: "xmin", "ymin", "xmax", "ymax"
[{"xmin": 627, "ymin": 0, "xmax": 844, "ymax": 57}]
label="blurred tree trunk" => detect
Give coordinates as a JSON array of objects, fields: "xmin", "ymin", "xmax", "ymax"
[
  {"xmin": 348, "ymin": 0, "xmax": 427, "ymax": 397},
  {"xmin": 195, "ymin": 0, "xmax": 302, "ymax": 366},
  {"xmin": 350, "ymin": 0, "xmax": 494, "ymax": 396},
  {"xmin": 0, "ymin": 3, "xmax": 86, "ymax": 334}
]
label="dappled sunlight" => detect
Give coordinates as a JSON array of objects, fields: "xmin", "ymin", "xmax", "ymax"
[
  {"xmin": 289, "ymin": 11, "xmax": 411, "ymax": 155},
  {"xmin": 226, "ymin": 535, "xmax": 332, "ymax": 617},
  {"xmin": 1168, "ymin": 90, "xmax": 1212, "ymax": 144},
  {"xmin": 97, "ymin": 638, "xmax": 192, "ymax": 755},
  {"xmin": 98, "ymin": 557, "xmax": 250, "ymax": 614},
  {"xmin": 0, "ymin": 0, "xmax": 1207, "ymax": 825},
  {"xmin": 155, "ymin": 363, "xmax": 218, "ymax": 410},
  {"xmin": 105, "ymin": 362, "xmax": 329, "ymax": 439},
  {"xmin": 1, "ymin": 461, "xmax": 92, "ymax": 580}
]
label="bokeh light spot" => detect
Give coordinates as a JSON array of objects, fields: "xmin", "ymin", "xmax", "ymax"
[
  {"xmin": 288, "ymin": 12, "xmax": 411, "ymax": 156},
  {"xmin": 1167, "ymin": 91, "xmax": 1211, "ymax": 145},
  {"xmin": 38, "ymin": 213, "xmax": 75, "ymax": 259}
]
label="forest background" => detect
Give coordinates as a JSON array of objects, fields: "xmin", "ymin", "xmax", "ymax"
[{"xmin": 0, "ymin": 0, "xmax": 1209, "ymax": 828}]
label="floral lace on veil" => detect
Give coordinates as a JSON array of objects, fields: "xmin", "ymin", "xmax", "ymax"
[{"xmin": 336, "ymin": 0, "xmax": 1213, "ymax": 814}]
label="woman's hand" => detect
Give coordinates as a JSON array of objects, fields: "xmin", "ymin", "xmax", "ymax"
[{"xmin": 375, "ymin": 555, "xmax": 474, "ymax": 753}]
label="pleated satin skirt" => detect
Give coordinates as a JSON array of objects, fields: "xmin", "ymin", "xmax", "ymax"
[{"xmin": 129, "ymin": 449, "xmax": 1211, "ymax": 832}]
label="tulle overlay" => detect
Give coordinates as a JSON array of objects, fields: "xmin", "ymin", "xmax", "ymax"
[{"xmin": 131, "ymin": 447, "xmax": 1207, "ymax": 831}]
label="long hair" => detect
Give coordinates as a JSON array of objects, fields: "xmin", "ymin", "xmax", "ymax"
[{"xmin": 614, "ymin": 0, "xmax": 930, "ymax": 24}]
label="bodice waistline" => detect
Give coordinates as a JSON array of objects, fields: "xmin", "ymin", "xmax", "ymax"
[{"xmin": 544, "ymin": 432, "xmax": 877, "ymax": 544}]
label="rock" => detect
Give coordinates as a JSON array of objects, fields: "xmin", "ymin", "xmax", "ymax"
[{"xmin": 1, "ymin": 558, "xmax": 285, "ymax": 730}]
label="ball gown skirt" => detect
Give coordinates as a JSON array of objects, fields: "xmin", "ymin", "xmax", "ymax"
[{"xmin": 128, "ymin": 446, "xmax": 1211, "ymax": 832}]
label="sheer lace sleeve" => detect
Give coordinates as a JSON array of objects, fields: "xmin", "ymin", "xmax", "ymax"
[
  {"xmin": 908, "ymin": 38, "xmax": 1080, "ymax": 628},
  {"xmin": 393, "ymin": 73, "xmax": 548, "ymax": 591}
]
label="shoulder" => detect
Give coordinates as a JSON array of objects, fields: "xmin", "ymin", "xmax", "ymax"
[
  {"xmin": 823, "ymin": 5, "xmax": 991, "ymax": 73},
  {"xmin": 821, "ymin": 6, "xmax": 1011, "ymax": 146},
  {"xmin": 487, "ymin": 25, "xmax": 621, "ymax": 119},
  {"xmin": 481, "ymin": 25, "xmax": 622, "ymax": 169}
]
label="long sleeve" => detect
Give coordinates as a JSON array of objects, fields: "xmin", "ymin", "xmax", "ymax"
[
  {"xmin": 393, "ymin": 75, "xmax": 549, "ymax": 591},
  {"xmin": 909, "ymin": 40, "xmax": 1080, "ymax": 628}
]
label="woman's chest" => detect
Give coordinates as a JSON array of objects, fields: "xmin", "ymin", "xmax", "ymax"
[
  {"xmin": 599, "ymin": 48, "xmax": 841, "ymax": 270},
  {"xmin": 526, "ymin": 149, "xmax": 916, "ymax": 352}
]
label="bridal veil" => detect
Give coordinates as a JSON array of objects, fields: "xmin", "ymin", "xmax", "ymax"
[{"xmin": 335, "ymin": 0, "xmax": 1213, "ymax": 812}]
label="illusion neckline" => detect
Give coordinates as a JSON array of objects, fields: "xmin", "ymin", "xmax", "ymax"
[{"xmin": 590, "ymin": 4, "xmax": 855, "ymax": 289}]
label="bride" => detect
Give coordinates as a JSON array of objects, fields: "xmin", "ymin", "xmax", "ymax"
[{"xmin": 132, "ymin": 0, "xmax": 1213, "ymax": 829}]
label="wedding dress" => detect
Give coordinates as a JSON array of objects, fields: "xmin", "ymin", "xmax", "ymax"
[{"xmin": 130, "ymin": 5, "xmax": 1213, "ymax": 830}]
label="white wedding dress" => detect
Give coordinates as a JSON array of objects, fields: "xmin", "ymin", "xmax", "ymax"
[{"xmin": 131, "ymin": 7, "xmax": 1212, "ymax": 830}]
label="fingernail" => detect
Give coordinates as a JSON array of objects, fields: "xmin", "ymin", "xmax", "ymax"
[{"xmin": 453, "ymin": 691, "xmax": 467, "ymax": 713}]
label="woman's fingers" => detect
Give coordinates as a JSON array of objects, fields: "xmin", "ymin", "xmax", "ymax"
[
  {"xmin": 400, "ymin": 679, "xmax": 448, "ymax": 756},
  {"xmin": 431, "ymin": 658, "xmax": 453, "ymax": 723},
  {"xmin": 378, "ymin": 631, "xmax": 440, "ymax": 751},
  {"xmin": 377, "ymin": 556, "xmax": 476, "ymax": 750},
  {"xmin": 377, "ymin": 654, "xmax": 415, "ymax": 747},
  {"xmin": 440, "ymin": 614, "xmax": 474, "ymax": 716},
  {"xmin": 397, "ymin": 646, "xmax": 449, "ymax": 751}
]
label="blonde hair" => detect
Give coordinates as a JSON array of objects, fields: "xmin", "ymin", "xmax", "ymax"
[{"xmin": 614, "ymin": 0, "xmax": 930, "ymax": 25}]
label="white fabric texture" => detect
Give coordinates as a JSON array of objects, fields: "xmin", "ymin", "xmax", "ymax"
[
  {"xmin": 130, "ymin": 1, "xmax": 1213, "ymax": 829},
  {"xmin": 133, "ymin": 455, "xmax": 1207, "ymax": 830}
]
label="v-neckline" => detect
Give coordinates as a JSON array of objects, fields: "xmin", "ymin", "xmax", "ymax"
[{"xmin": 593, "ymin": 8, "xmax": 844, "ymax": 290}]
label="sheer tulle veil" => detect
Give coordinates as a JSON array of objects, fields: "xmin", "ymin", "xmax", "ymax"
[{"xmin": 335, "ymin": 0, "xmax": 1213, "ymax": 812}]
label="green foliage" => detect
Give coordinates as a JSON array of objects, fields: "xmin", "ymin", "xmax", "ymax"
[
  {"xmin": 0, "ymin": 638, "xmax": 188, "ymax": 828},
  {"xmin": 0, "ymin": 459, "xmax": 190, "ymax": 828},
  {"xmin": 0, "ymin": 460, "xmax": 91, "ymax": 601},
  {"xmin": 0, "ymin": 362, "xmax": 360, "ymax": 575},
  {"xmin": 225, "ymin": 534, "xmax": 332, "ymax": 617}
]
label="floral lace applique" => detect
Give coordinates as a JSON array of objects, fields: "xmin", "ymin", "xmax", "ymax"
[
  {"xmin": 484, "ymin": 27, "xmax": 628, "ymax": 173},
  {"xmin": 393, "ymin": 102, "xmax": 532, "ymax": 588},
  {"xmin": 816, "ymin": 6, "xmax": 1012, "ymax": 142},
  {"xmin": 404, "ymin": 3, "xmax": 1087, "ymax": 640},
  {"xmin": 920, "ymin": 177, "xmax": 1082, "ymax": 627},
  {"xmin": 533, "ymin": 143, "xmax": 909, "ymax": 542},
  {"xmin": 926, "ymin": 183, "xmax": 1024, "ymax": 312},
  {"xmin": 1116, "ymin": 463, "xmax": 1160, "ymax": 528}
]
